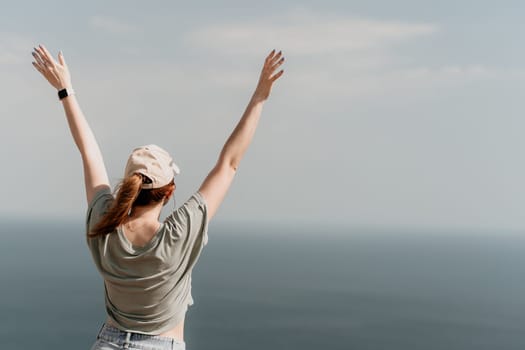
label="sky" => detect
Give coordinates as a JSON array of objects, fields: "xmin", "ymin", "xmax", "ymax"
[{"xmin": 1, "ymin": 0, "xmax": 524, "ymax": 232}]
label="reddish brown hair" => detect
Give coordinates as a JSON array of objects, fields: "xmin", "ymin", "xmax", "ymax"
[{"xmin": 89, "ymin": 174, "xmax": 175, "ymax": 237}]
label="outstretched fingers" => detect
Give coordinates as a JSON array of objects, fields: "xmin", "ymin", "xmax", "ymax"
[
  {"xmin": 57, "ymin": 51, "xmax": 67, "ymax": 66},
  {"xmin": 32, "ymin": 50, "xmax": 45, "ymax": 67},
  {"xmin": 31, "ymin": 44, "xmax": 72, "ymax": 90},
  {"xmin": 270, "ymin": 69, "xmax": 284, "ymax": 82},
  {"xmin": 272, "ymin": 56, "xmax": 285, "ymax": 69},
  {"xmin": 31, "ymin": 49, "xmax": 49, "ymax": 76},
  {"xmin": 270, "ymin": 50, "xmax": 282, "ymax": 64},
  {"xmin": 31, "ymin": 62, "xmax": 44, "ymax": 76},
  {"xmin": 264, "ymin": 50, "xmax": 284, "ymax": 82},
  {"xmin": 32, "ymin": 48, "xmax": 51, "ymax": 71},
  {"xmin": 38, "ymin": 44, "xmax": 56, "ymax": 66},
  {"xmin": 265, "ymin": 49, "xmax": 276, "ymax": 63},
  {"xmin": 270, "ymin": 57, "xmax": 285, "ymax": 76}
]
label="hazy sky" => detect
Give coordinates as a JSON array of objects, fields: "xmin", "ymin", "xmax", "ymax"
[{"xmin": 1, "ymin": 0, "xmax": 524, "ymax": 231}]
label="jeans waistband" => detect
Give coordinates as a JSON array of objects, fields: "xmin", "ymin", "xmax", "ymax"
[{"xmin": 97, "ymin": 323, "xmax": 185, "ymax": 349}]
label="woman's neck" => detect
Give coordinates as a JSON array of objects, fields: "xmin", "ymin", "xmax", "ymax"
[{"xmin": 129, "ymin": 201, "xmax": 164, "ymax": 222}]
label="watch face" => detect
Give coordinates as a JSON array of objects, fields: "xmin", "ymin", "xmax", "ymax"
[
  {"xmin": 58, "ymin": 88, "xmax": 74, "ymax": 100},
  {"xmin": 58, "ymin": 88, "xmax": 68, "ymax": 100}
]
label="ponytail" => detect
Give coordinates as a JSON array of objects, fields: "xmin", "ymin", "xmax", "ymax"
[{"xmin": 89, "ymin": 174, "xmax": 142, "ymax": 237}]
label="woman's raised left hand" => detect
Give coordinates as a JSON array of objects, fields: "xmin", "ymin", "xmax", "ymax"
[{"xmin": 32, "ymin": 44, "xmax": 72, "ymax": 90}]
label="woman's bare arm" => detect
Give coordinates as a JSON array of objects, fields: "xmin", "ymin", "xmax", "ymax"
[
  {"xmin": 199, "ymin": 50, "xmax": 285, "ymax": 220},
  {"xmin": 32, "ymin": 45, "xmax": 109, "ymax": 204}
]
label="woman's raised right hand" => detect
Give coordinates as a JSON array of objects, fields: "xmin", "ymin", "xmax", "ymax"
[
  {"xmin": 32, "ymin": 45, "xmax": 72, "ymax": 90},
  {"xmin": 252, "ymin": 49, "xmax": 285, "ymax": 103}
]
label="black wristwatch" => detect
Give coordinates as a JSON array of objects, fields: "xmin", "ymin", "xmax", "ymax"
[{"xmin": 58, "ymin": 87, "xmax": 75, "ymax": 100}]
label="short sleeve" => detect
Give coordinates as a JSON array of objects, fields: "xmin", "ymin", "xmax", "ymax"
[
  {"xmin": 164, "ymin": 192, "xmax": 209, "ymax": 248},
  {"xmin": 85, "ymin": 187, "xmax": 114, "ymax": 238}
]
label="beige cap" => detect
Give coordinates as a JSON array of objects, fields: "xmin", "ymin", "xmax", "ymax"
[{"xmin": 124, "ymin": 144, "xmax": 180, "ymax": 189}]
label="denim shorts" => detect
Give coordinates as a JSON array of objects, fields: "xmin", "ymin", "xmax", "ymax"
[{"xmin": 90, "ymin": 323, "xmax": 186, "ymax": 350}]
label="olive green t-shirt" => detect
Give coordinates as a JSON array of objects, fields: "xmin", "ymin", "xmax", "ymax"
[{"xmin": 85, "ymin": 188, "xmax": 208, "ymax": 335}]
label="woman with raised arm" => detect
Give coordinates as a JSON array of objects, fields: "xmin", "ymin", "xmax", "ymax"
[{"xmin": 32, "ymin": 45, "xmax": 284, "ymax": 350}]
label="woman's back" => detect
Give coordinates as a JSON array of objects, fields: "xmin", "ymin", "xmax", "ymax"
[
  {"xmin": 86, "ymin": 189, "xmax": 209, "ymax": 336},
  {"xmin": 121, "ymin": 215, "xmax": 162, "ymax": 248}
]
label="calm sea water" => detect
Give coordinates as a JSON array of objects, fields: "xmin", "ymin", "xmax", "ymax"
[{"xmin": 1, "ymin": 219, "xmax": 525, "ymax": 349}]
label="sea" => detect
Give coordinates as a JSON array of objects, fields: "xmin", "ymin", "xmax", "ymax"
[{"xmin": 1, "ymin": 219, "xmax": 525, "ymax": 350}]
